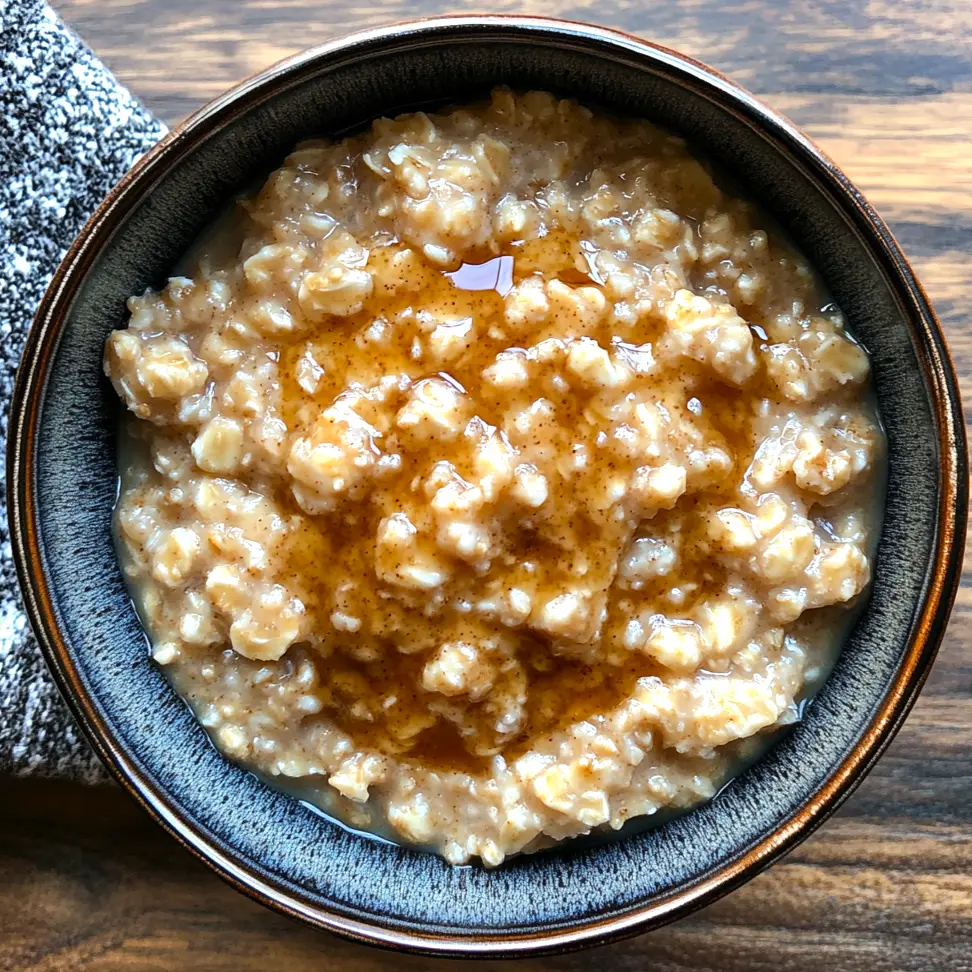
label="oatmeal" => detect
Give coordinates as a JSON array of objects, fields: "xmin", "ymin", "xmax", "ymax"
[{"xmin": 106, "ymin": 88, "xmax": 884, "ymax": 866}]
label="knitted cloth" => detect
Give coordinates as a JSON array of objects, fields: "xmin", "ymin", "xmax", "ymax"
[{"xmin": 0, "ymin": 0, "xmax": 166, "ymax": 781}]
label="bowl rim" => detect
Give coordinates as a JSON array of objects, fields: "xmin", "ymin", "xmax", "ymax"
[{"xmin": 7, "ymin": 14, "xmax": 968, "ymax": 957}]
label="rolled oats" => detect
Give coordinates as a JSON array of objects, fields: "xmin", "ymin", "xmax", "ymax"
[{"xmin": 106, "ymin": 89, "xmax": 884, "ymax": 865}]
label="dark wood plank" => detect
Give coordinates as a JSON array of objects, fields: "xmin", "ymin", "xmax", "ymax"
[
  {"xmin": 50, "ymin": 0, "xmax": 972, "ymax": 120},
  {"xmin": 2, "ymin": 776, "xmax": 972, "ymax": 972},
  {"xmin": 14, "ymin": 1, "xmax": 972, "ymax": 968}
]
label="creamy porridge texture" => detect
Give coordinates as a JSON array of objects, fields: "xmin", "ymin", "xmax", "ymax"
[{"xmin": 106, "ymin": 89, "xmax": 884, "ymax": 865}]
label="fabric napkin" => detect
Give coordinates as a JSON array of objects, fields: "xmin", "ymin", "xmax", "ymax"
[{"xmin": 0, "ymin": 0, "xmax": 167, "ymax": 781}]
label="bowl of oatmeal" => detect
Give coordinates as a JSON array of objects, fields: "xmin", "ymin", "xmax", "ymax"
[{"xmin": 8, "ymin": 16, "xmax": 966, "ymax": 955}]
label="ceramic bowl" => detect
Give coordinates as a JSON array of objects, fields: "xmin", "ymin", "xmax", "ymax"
[{"xmin": 7, "ymin": 16, "xmax": 967, "ymax": 956}]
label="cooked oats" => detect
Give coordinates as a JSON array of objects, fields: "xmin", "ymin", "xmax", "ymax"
[{"xmin": 106, "ymin": 88, "xmax": 884, "ymax": 865}]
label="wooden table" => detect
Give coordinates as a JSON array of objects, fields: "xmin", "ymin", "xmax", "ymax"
[{"xmin": 4, "ymin": 2, "xmax": 971, "ymax": 969}]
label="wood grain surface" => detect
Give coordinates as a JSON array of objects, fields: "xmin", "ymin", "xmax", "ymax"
[{"xmin": 5, "ymin": 1, "xmax": 971, "ymax": 969}]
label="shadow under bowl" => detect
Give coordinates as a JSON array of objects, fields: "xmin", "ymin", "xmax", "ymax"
[{"xmin": 7, "ymin": 15, "xmax": 967, "ymax": 957}]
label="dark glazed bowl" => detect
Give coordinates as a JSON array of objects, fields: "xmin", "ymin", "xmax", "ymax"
[{"xmin": 7, "ymin": 16, "xmax": 968, "ymax": 956}]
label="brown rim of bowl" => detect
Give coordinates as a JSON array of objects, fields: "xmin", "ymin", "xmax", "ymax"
[{"xmin": 7, "ymin": 15, "xmax": 968, "ymax": 958}]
